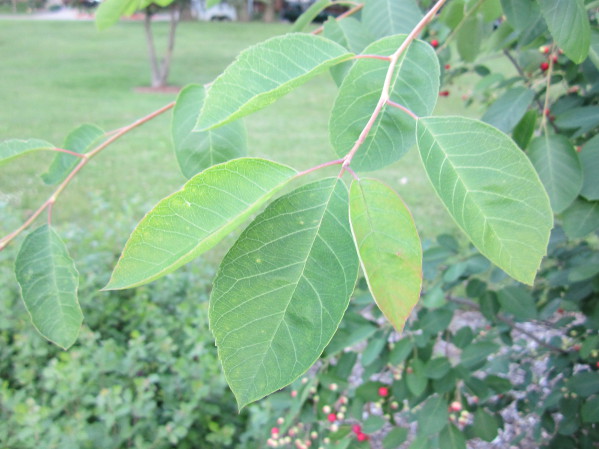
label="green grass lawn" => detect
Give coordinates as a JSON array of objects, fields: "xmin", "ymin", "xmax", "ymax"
[{"xmin": 0, "ymin": 19, "xmax": 476, "ymax": 262}]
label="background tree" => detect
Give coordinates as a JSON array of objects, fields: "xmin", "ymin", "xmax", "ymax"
[{"xmin": 95, "ymin": 0, "xmax": 219, "ymax": 88}]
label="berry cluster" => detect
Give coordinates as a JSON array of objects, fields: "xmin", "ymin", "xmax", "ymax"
[{"xmin": 265, "ymin": 378, "xmax": 404, "ymax": 447}]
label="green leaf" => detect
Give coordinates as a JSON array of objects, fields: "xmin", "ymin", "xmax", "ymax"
[
  {"xmin": 567, "ymin": 371, "xmax": 599, "ymax": 396},
  {"xmin": 406, "ymin": 358, "xmax": 427, "ymax": 396},
  {"xmin": 383, "ymin": 427, "xmax": 408, "ymax": 449},
  {"xmin": 527, "ymin": 134, "xmax": 582, "ymax": 214},
  {"xmin": 330, "ymin": 35, "xmax": 439, "ymax": 171},
  {"xmin": 172, "ymin": 84, "xmax": 247, "ymax": 178},
  {"xmin": 588, "ymin": 29, "xmax": 599, "ymax": 71},
  {"xmin": 209, "ymin": 178, "xmax": 359, "ymax": 408},
  {"xmin": 538, "ymin": 0, "xmax": 590, "ymax": 63},
  {"xmin": 581, "ymin": 396, "xmax": 599, "ymax": 423},
  {"xmin": 512, "ymin": 110, "xmax": 537, "ymax": 150},
  {"xmin": 361, "ymin": 331, "xmax": 387, "ymax": 366},
  {"xmin": 481, "ymin": 87, "xmax": 535, "ymax": 134},
  {"xmin": 500, "ymin": 0, "xmax": 542, "ymax": 31},
  {"xmin": 196, "ymin": 34, "xmax": 353, "ymax": 131},
  {"xmin": 349, "ymin": 179, "xmax": 422, "ymax": 332},
  {"xmin": 561, "ymin": 198, "xmax": 599, "ymax": 239},
  {"xmin": 362, "ymin": 0, "xmax": 423, "ymax": 39},
  {"xmin": 424, "ymin": 357, "xmax": 451, "ymax": 380},
  {"xmin": 497, "ymin": 286, "xmax": 537, "ymax": 321},
  {"xmin": 291, "ymin": 0, "xmax": 331, "ymax": 32},
  {"xmin": 417, "ymin": 395, "xmax": 448, "ymax": 435},
  {"xmin": 106, "ymin": 158, "xmax": 297, "ymax": 290},
  {"xmin": 439, "ymin": 423, "xmax": 466, "ymax": 449},
  {"xmin": 472, "ymin": 409, "xmax": 499, "ymax": 441},
  {"xmin": 42, "ymin": 124, "xmax": 104, "ymax": 185},
  {"xmin": 15, "ymin": 225, "xmax": 82, "ymax": 350},
  {"xmin": 95, "ymin": 0, "xmax": 139, "ymax": 30},
  {"xmin": 323, "ymin": 16, "xmax": 375, "ymax": 56},
  {"xmin": 460, "ymin": 342, "xmax": 499, "ymax": 369},
  {"xmin": 579, "ymin": 135, "xmax": 599, "ymax": 201},
  {"xmin": 363, "ymin": 415, "xmax": 386, "ymax": 433},
  {"xmin": 554, "ymin": 106, "xmax": 599, "ymax": 138},
  {"xmin": 440, "ymin": 0, "xmax": 464, "ymax": 28},
  {"xmin": 0, "ymin": 138, "xmax": 54, "ymax": 166},
  {"xmin": 409, "ymin": 437, "xmax": 430, "ymax": 449},
  {"xmin": 206, "ymin": 0, "xmax": 222, "ymax": 7},
  {"xmin": 416, "ymin": 116, "xmax": 553, "ymax": 285},
  {"xmin": 389, "ymin": 338, "xmax": 413, "ymax": 365},
  {"xmin": 325, "ymin": 311, "xmax": 377, "ymax": 356},
  {"xmin": 479, "ymin": 0, "xmax": 502, "ymax": 22},
  {"xmin": 457, "ymin": 14, "xmax": 483, "ymax": 62}
]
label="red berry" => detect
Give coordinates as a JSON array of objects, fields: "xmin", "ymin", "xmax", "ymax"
[
  {"xmin": 444, "ymin": 64, "xmax": 451, "ymax": 70},
  {"xmin": 558, "ymin": 308, "xmax": 564, "ymax": 314},
  {"xmin": 356, "ymin": 432, "xmax": 369, "ymax": 442},
  {"xmin": 439, "ymin": 90, "xmax": 450, "ymax": 97},
  {"xmin": 327, "ymin": 413, "xmax": 337, "ymax": 423},
  {"xmin": 271, "ymin": 427, "xmax": 279, "ymax": 435},
  {"xmin": 573, "ymin": 344, "xmax": 581, "ymax": 351},
  {"xmin": 596, "ymin": 361, "xmax": 599, "ymax": 368},
  {"xmin": 449, "ymin": 401, "xmax": 462, "ymax": 412},
  {"xmin": 431, "ymin": 39, "xmax": 439, "ymax": 48},
  {"xmin": 552, "ymin": 55, "xmax": 558, "ymax": 64},
  {"xmin": 378, "ymin": 386, "xmax": 389, "ymax": 397},
  {"xmin": 352, "ymin": 424, "xmax": 362, "ymax": 434},
  {"xmin": 540, "ymin": 62, "xmax": 550, "ymax": 71}
]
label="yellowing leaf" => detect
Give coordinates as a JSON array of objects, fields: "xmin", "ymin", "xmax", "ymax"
[{"xmin": 349, "ymin": 179, "xmax": 422, "ymax": 332}]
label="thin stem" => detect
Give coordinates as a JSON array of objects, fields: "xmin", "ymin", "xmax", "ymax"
[
  {"xmin": 342, "ymin": 0, "xmax": 447, "ymax": 168},
  {"xmin": 503, "ymin": 48, "xmax": 559, "ymax": 133},
  {"xmin": 0, "ymin": 101, "xmax": 175, "ymax": 251},
  {"xmin": 295, "ymin": 158, "xmax": 344, "ymax": 178},
  {"xmin": 386, "ymin": 99, "xmax": 419, "ymax": 120},
  {"xmin": 47, "ymin": 200, "xmax": 54, "ymax": 224},
  {"xmin": 51, "ymin": 147, "xmax": 87, "ymax": 158},
  {"xmin": 312, "ymin": 2, "xmax": 365, "ymax": 35},
  {"xmin": 354, "ymin": 54, "xmax": 392, "ymax": 61},
  {"xmin": 540, "ymin": 51, "xmax": 556, "ymax": 134},
  {"xmin": 448, "ymin": 296, "xmax": 568, "ymax": 355},
  {"xmin": 343, "ymin": 165, "xmax": 360, "ymax": 181}
]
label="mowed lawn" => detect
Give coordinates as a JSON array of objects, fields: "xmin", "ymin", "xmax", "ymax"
[{"xmin": 0, "ymin": 18, "xmax": 473, "ymax": 260}]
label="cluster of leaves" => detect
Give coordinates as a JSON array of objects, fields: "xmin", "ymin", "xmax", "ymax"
[
  {"xmin": 0, "ymin": 216, "xmax": 270, "ymax": 449},
  {"xmin": 262, "ymin": 227, "xmax": 599, "ymax": 449},
  {"xmin": 1, "ymin": 0, "xmax": 598, "ymax": 447},
  {"xmin": 253, "ymin": 0, "xmax": 599, "ymax": 448}
]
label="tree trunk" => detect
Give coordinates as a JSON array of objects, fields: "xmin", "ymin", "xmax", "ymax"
[
  {"xmin": 143, "ymin": 6, "xmax": 180, "ymax": 88},
  {"xmin": 158, "ymin": 5, "xmax": 180, "ymax": 87},
  {"xmin": 238, "ymin": 0, "xmax": 250, "ymax": 22},
  {"xmin": 144, "ymin": 11, "xmax": 162, "ymax": 88},
  {"xmin": 263, "ymin": 0, "xmax": 275, "ymax": 22}
]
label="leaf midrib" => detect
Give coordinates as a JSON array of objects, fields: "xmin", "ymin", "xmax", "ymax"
[{"xmin": 241, "ymin": 180, "xmax": 339, "ymax": 400}]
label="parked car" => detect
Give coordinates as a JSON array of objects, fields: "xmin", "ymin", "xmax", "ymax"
[
  {"xmin": 281, "ymin": 0, "xmax": 347, "ymax": 23},
  {"xmin": 191, "ymin": 0, "xmax": 237, "ymax": 21}
]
